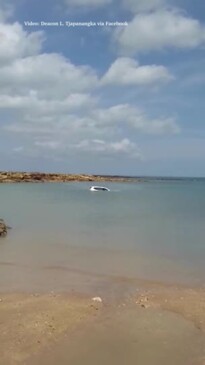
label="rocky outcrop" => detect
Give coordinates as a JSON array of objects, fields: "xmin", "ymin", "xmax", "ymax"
[
  {"xmin": 0, "ymin": 219, "xmax": 8, "ymax": 237},
  {"xmin": 0, "ymin": 172, "xmax": 143, "ymax": 183}
]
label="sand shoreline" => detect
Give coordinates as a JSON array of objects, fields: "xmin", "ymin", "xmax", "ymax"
[
  {"xmin": 0, "ymin": 291, "xmax": 101, "ymax": 365},
  {"xmin": 1, "ymin": 280, "xmax": 205, "ymax": 365}
]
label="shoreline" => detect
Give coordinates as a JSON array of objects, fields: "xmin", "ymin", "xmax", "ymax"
[
  {"xmin": 1, "ymin": 171, "xmax": 204, "ymax": 183},
  {"xmin": 1, "ymin": 177, "xmax": 205, "ymax": 363},
  {"xmin": 0, "ymin": 279, "xmax": 205, "ymax": 364},
  {"xmin": 0, "ymin": 291, "xmax": 99, "ymax": 365},
  {"xmin": 0, "ymin": 171, "xmax": 143, "ymax": 183},
  {"xmin": 1, "ymin": 276, "xmax": 204, "ymax": 330}
]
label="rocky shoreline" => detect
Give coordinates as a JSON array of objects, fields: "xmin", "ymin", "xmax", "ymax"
[
  {"xmin": 0, "ymin": 219, "xmax": 8, "ymax": 237},
  {"xmin": 0, "ymin": 171, "xmax": 142, "ymax": 183}
]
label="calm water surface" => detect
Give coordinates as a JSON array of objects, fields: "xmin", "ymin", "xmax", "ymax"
[{"xmin": 0, "ymin": 180, "xmax": 205, "ymax": 291}]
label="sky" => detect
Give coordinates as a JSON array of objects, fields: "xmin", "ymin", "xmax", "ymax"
[{"xmin": 0, "ymin": 0, "xmax": 205, "ymax": 176}]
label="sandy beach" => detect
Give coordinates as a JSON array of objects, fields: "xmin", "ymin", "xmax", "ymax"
[
  {"xmin": 1, "ymin": 181, "xmax": 205, "ymax": 364},
  {"xmin": 0, "ymin": 292, "xmax": 100, "ymax": 365},
  {"xmin": 0, "ymin": 281, "xmax": 205, "ymax": 365}
]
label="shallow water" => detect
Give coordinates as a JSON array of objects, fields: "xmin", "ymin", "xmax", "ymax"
[
  {"xmin": 0, "ymin": 180, "xmax": 205, "ymax": 291},
  {"xmin": 29, "ymin": 305, "xmax": 205, "ymax": 365}
]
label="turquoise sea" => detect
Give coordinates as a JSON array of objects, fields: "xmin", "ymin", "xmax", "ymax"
[{"xmin": 0, "ymin": 180, "xmax": 205, "ymax": 292}]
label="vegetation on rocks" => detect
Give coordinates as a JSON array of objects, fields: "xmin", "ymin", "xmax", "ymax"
[{"xmin": 0, "ymin": 171, "xmax": 141, "ymax": 183}]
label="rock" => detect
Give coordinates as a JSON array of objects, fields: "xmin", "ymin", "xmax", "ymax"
[
  {"xmin": 0, "ymin": 171, "xmax": 143, "ymax": 184},
  {"xmin": 136, "ymin": 295, "xmax": 150, "ymax": 309},
  {"xmin": 0, "ymin": 219, "xmax": 8, "ymax": 237},
  {"xmin": 92, "ymin": 297, "xmax": 102, "ymax": 303},
  {"xmin": 0, "ymin": 219, "xmax": 11, "ymax": 237}
]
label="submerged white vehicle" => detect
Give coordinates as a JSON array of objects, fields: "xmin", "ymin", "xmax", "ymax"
[{"xmin": 89, "ymin": 186, "xmax": 110, "ymax": 192}]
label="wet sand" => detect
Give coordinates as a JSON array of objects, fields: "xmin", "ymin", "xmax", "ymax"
[
  {"xmin": 0, "ymin": 292, "xmax": 100, "ymax": 365},
  {"xmin": 0, "ymin": 283, "xmax": 205, "ymax": 365}
]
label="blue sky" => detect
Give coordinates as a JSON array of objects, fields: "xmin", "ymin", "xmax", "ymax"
[{"xmin": 0, "ymin": 0, "xmax": 205, "ymax": 176}]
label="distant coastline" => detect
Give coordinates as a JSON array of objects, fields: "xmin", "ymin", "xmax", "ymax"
[
  {"xmin": 0, "ymin": 171, "xmax": 140, "ymax": 183},
  {"xmin": 0, "ymin": 171, "xmax": 204, "ymax": 183}
]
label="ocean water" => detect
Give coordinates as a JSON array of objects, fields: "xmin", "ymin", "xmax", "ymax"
[{"xmin": 0, "ymin": 180, "xmax": 205, "ymax": 291}]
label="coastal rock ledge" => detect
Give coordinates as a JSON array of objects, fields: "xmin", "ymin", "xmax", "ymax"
[
  {"xmin": 0, "ymin": 171, "xmax": 142, "ymax": 183},
  {"xmin": 0, "ymin": 219, "xmax": 8, "ymax": 237}
]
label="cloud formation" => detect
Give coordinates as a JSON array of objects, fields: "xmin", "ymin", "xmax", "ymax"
[
  {"xmin": 74, "ymin": 138, "xmax": 142, "ymax": 158},
  {"xmin": 0, "ymin": 0, "xmax": 13, "ymax": 22},
  {"xmin": 90, "ymin": 104, "xmax": 180, "ymax": 135},
  {"xmin": 0, "ymin": 22, "xmax": 44, "ymax": 66},
  {"xmin": 0, "ymin": 9, "xmax": 180, "ymax": 164},
  {"xmin": 64, "ymin": 0, "xmax": 111, "ymax": 8},
  {"xmin": 116, "ymin": 9, "xmax": 205, "ymax": 53},
  {"xmin": 101, "ymin": 57, "xmax": 173, "ymax": 86},
  {"xmin": 0, "ymin": 53, "xmax": 98, "ymax": 98}
]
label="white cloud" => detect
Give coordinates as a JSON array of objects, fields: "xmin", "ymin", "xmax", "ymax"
[
  {"xmin": 0, "ymin": 1, "xmax": 13, "ymax": 22},
  {"xmin": 0, "ymin": 93, "xmax": 95, "ymax": 116},
  {"xmin": 122, "ymin": 0, "xmax": 165, "ymax": 12},
  {"xmin": 64, "ymin": 0, "xmax": 111, "ymax": 8},
  {"xmin": 34, "ymin": 140, "xmax": 62, "ymax": 150},
  {"xmin": 0, "ymin": 22, "xmax": 44, "ymax": 66},
  {"xmin": 29, "ymin": 138, "xmax": 142, "ymax": 160},
  {"xmin": 0, "ymin": 52, "xmax": 98, "ymax": 98},
  {"xmin": 90, "ymin": 104, "xmax": 180, "ymax": 134},
  {"xmin": 73, "ymin": 138, "xmax": 142, "ymax": 158},
  {"xmin": 116, "ymin": 9, "xmax": 205, "ymax": 54},
  {"xmin": 2, "ymin": 100, "xmax": 180, "ymax": 163},
  {"xmin": 3, "ymin": 103, "xmax": 180, "ymax": 137},
  {"xmin": 101, "ymin": 57, "xmax": 173, "ymax": 86},
  {"xmin": 0, "ymin": 17, "xmax": 180, "ymax": 163}
]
